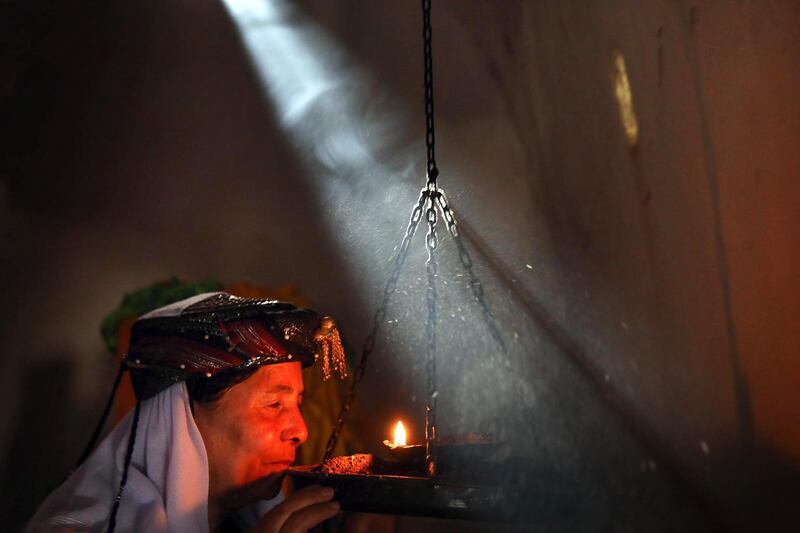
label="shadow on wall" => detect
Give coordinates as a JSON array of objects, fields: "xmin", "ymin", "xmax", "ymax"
[{"xmin": 0, "ymin": 356, "xmax": 84, "ymax": 531}]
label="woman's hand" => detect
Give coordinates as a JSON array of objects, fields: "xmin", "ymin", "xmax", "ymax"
[{"xmin": 253, "ymin": 485, "xmax": 340, "ymax": 533}]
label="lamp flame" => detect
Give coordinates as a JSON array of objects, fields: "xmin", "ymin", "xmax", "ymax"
[{"xmin": 393, "ymin": 420, "xmax": 407, "ymax": 447}]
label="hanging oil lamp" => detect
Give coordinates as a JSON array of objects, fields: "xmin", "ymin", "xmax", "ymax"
[{"xmin": 287, "ymin": 0, "xmax": 561, "ymax": 522}]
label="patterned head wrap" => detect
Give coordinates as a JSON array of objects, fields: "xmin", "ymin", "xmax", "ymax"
[{"xmin": 127, "ymin": 292, "xmax": 347, "ymax": 400}]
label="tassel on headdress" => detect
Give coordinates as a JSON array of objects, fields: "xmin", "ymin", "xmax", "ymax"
[{"xmin": 314, "ymin": 316, "xmax": 348, "ymax": 380}]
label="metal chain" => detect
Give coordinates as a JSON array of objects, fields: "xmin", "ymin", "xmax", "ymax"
[
  {"xmin": 323, "ymin": 189, "xmax": 429, "ymax": 461},
  {"xmin": 424, "ymin": 183, "xmax": 439, "ymax": 476},
  {"xmin": 422, "ymin": 0, "xmax": 438, "ymax": 185}
]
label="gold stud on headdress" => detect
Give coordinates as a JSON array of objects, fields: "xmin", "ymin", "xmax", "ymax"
[{"xmin": 314, "ymin": 316, "xmax": 348, "ymax": 380}]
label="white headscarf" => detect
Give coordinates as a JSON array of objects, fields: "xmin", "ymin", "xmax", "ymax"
[{"xmin": 27, "ymin": 383, "xmax": 211, "ymax": 532}]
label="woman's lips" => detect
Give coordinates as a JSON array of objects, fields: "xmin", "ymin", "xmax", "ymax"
[{"xmin": 261, "ymin": 456, "xmax": 295, "ymax": 471}]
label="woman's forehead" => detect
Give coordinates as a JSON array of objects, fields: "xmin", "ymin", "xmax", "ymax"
[{"xmin": 250, "ymin": 362, "xmax": 304, "ymax": 392}]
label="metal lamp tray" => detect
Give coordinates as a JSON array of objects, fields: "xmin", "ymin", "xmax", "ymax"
[{"xmin": 288, "ymin": 458, "xmax": 577, "ymax": 523}]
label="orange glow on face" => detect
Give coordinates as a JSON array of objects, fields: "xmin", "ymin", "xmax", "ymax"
[{"xmin": 393, "ymin": 420, "xmax": 407, "ymax": 447}]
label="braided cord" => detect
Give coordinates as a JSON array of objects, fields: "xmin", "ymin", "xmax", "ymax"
[{"xmin": 107, "ymin": 400, "xmax": 142, "ymax": 533}]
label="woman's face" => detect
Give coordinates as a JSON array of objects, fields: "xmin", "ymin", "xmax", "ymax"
[{"xmin": 193, "ymin": 362, "xmax": 307, "ymax": 505}]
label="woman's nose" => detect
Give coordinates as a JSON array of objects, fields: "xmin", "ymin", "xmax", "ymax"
[{"xmin": 281, "ymin": 408, "xmax": 308, "ymax": 446}]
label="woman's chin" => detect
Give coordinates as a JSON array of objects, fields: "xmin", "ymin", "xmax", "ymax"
[
  {"xmin": 235, "ymin": 469, "xmax": 286, "ymax": 503},
  {"xmin": 256, "ymin": 470, "xmax": 286, "ymax": 499}
]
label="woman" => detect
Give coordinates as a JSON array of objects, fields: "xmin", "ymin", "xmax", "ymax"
[{"xmin": 27, "ymin": 292, "xmax": 353, "ymax": 532}]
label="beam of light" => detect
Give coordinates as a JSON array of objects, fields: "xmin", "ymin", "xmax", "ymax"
[
  {"xmin": 221, "ymin": 0, "xmax": 440, "ymax": 422},
  {"xmin": 221, "ymin": 0, "xmax": 538, "ymax": 450},
  {"xmin": 221, "ymin": 0, "xmax": 333, "ymax": 127},
  {"xmin": 220, "ymin": 0, "xmax": 391, "ymax": 181}
]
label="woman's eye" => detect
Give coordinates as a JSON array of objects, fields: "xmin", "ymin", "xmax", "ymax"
[{"xmin": 267, "ymin": 402, "xmax": 281, "ymax": 409}]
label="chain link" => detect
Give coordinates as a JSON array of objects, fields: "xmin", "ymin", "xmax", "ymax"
[{"xmin": 323, "ymin": 190, "xmax": 429, "ymax": 461}]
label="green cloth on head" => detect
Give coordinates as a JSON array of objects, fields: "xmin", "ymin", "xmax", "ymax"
[{"xmin": 100, "ymin": 277, "xmax": 223, "ymax": 354}]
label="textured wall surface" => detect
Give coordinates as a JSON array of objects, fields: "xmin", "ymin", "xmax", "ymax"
[{"xmin": 1, "ymin": 1, "xmax": 798, "ymax": 531}]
